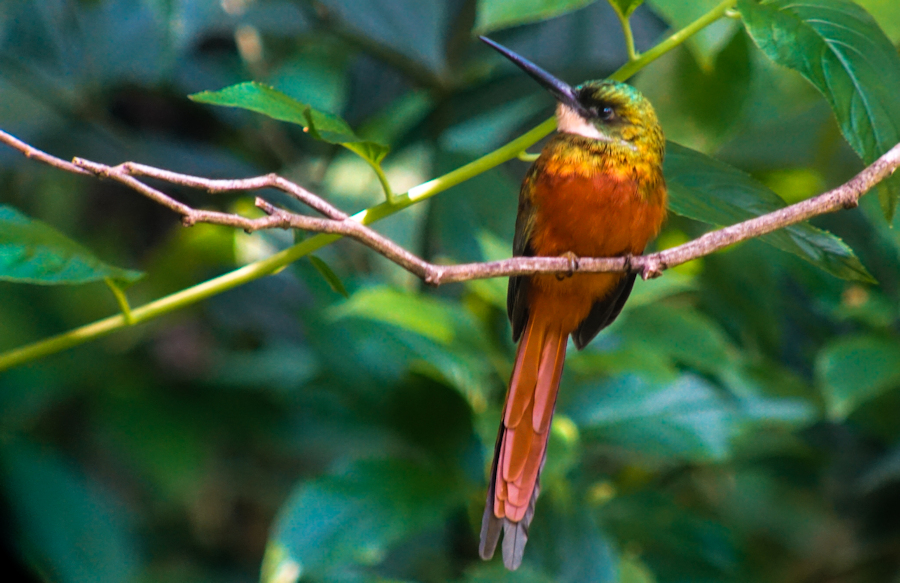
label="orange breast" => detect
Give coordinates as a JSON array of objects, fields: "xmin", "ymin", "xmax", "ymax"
[{"xmin": 526, "ymin": 166, "xmax": 666, "ymax": 332}]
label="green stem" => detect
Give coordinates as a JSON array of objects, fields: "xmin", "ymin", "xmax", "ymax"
[
  {"xmin": 613, "ymin": 0, "xmax": 737, "ymax": 82},
  {"xmin": 104, "ymin": 278, "xmax": 135, "ymax": 325},
  {"xmin": 613, "ymin": 7, "xmax": 639, "ymax": 61},
  {"xmin": 0, "ymin": 0, "xmax": 737, "ymax": 373},
  {"xmin": 368, "ymin": 159, "xmax": 397, "ymax": 204}
]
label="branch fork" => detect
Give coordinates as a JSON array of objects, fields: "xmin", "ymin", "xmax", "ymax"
[{"xmin": 5, "ymin": 129, "xmax": 899, "ymax": 293}]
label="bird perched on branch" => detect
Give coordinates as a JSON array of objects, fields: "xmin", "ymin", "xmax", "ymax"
[{"xmin": 478, "ymin": 36, "xmax": 667, "ymax": 570}]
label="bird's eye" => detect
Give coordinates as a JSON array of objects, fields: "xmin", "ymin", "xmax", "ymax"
[{"xmin": 600, "ymin": 106, "xmax": 615, "ymax": 121}]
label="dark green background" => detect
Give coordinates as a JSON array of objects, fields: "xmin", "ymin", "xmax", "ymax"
[{"xmin": 1, "ymin": 1, "xmax": 900, "ymax": 581}]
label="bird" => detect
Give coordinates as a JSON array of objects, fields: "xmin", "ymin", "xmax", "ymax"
[{"xmin": 477, "ymin": 36, "xmax": 667, "ymax": 570}]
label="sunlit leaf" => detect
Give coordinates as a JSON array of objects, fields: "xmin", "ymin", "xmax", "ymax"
[
  {"xmin": 326, "ymin": 286, "xmax": 493, "ymax": 407},
  {"xmin": 474, "ymin": 0, "xmax": 596, "ymax": 33},
  {"xmin": 665, "ymin": 143, "xmax": 875, "ymax": 283},
  {"xmin": 738, "ymin": 0, "xmax": 900, "ymax": 220},
  {"xmin": 192, "ymin": 82, "xmax": 329, "ymax": 132},
  {"xmin": 190, "ymin": 82, "xmax": 389, "ymax": 165},
  {"xmin": 0, "ymin": 205, "xmax": 142, "ymax": 285},
  {"xmin": 330, "ymin": 286, "xmax": 474, "ymax": 346},
  {"xmin": 618, "ymin": 555, "xmax": 657, "ymax": 583},
  {"xmin": 816, "ymin": 334, "xmax": 900, "ymax": 419},
  {"xmin": 853, "ymin": 0, "xmax": 900, "ymax": 43},
  {"xmin": 341, "ymin": 141, "xmax": 389, "ymax": 166},
  {"xmin": 609, "ymin": 0, "xmax": 644, "ymax": 17},
  {"xmin": 263, "ymin": 459, "xmax": 459, "ymax": 581}
]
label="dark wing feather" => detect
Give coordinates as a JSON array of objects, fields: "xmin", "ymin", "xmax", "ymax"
[
  {"xmin": 507, "ymin": 190, "xmax": 536, "ymax": 342},
  {"xmin": 572, "ymin": 272, "xmax": 637, "ymax": 350}
]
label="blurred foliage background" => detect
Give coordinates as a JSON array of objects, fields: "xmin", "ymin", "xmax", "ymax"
[{"xmin": 1, "ymin": 0, "xmax": 900, "ymax": 582}]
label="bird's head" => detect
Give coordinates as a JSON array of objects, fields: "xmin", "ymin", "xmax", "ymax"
[{"xmin": 480, "ymin": 37, "xmax": 664, "ymax": 161}]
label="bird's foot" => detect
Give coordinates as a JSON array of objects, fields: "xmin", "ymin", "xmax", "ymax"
[
  {"xmin": 557, "ymin": 251, "xmax": 579, "ymax": 280},
  {"xmin": 625, "ymin": 252, "xmax": 663, "ymax": 279}
]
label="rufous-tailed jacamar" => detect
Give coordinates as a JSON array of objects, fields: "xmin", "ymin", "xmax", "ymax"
[{"xmin": 478, "ymin": 37, "xmax": 667, "ymax": 570}]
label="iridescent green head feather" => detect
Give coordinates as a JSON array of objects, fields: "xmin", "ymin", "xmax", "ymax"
[{"xmin": 561, "ymin": 80, "xmax": 664, "ymax": 161}]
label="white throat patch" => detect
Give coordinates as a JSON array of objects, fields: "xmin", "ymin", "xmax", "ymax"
[
  {"xmin": 555, "ymin": 103, "xmax": 638, "ymax": 152},
  {"xmin": 556, "ymin": 104, "xmax": 605, "ymax": 140}
]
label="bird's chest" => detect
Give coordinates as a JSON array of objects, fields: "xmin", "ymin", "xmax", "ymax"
[{"xmin": 528, "ymin": 165, "xmax": 663, "ymax": 258}]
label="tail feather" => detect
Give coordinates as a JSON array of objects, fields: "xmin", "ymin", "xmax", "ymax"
[
  {"xmin": 479, "ymin": 316, "xmax": 568, "ymax": 570},
  {"xmin": 501, "ymin": 517, "xmax": 527, "ymax": 570},
  {"xmin": 498, "ymin": 459, "xmax": 544, "ymax": 571},
  {"xmin": 503, "ymin": 425, "xmax": 533, "ymax": 483},
  {"xmin": 533, "ymin": 328, "xmax": 566, "ymax": 433},
  {"xmin": 504, "ymin": 323, "xmax": 544, "ymax": 428}
]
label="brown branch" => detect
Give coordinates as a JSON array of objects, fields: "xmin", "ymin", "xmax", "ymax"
[
  {"xmin": 0, "ymin": 129, "xmax": 91, "ymax": 176},
  {"xmin": 113, "ymin": 162, "xmax": 349, "ymax": 220},
  {"xmin": 2, "ymin": 128, "xmax": 899, "ymax": 287}
]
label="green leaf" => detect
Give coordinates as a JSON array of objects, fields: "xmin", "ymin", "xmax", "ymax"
[
  {"xmin": 647, "ymin": 0, "xmax": 740, "ymax": 70},
  {"xmin": 569, "ymin": 374, "xmax": 813, "ymax": 461},
  {"xmin": 534, "ymin": 508, "xmax": 618, "ymax": 583},
  {"xmin": 441, "ymin": 95, "xmax": 546, "ymax": 154},
  {"xmin": 190, "ymin": 82, "xmax": 389, "ymax": 164},
  {"xmin": 618, "ymin": 555, "xmax": 657, "ymax": 583},
  {"xmin": 330, "ymin": 287, "xmax": 462, "ymax": 345},
  {"xmin": 570, "ymin": 375, "xmax": 738, "ymax": 461},
  {"xmin": 609, "ymin": 0, "xmax": 644, "ymax": 17},
  {"xmin": 853, "ymin": 0, "xmax": 900, "ymax": 43},
  {"xmin": 308, "ymin": 255, "xmax": 350, "ymax": 298},
  {"xmin": 474, "ymin": 0, "xmax": 597, "ymax": 33},
  {"xmin": 623, "ymin": 270, "xmax": 697, "ymax": 309},
  {"xmin": 342, "ymin": 141, "xmax": 389, "ymax": 166},
  {"xmin": 665, "ymin": 143, "xmax": 875, "ymax": 283},
  {"xmin": 637, "ymin": 28, "xmax": 752, "ymax": 148},
  {"xmin": 738, "ymin": 0, "xmax": 900, "ymax": 220},
  {"xmin": 205, "ymin": 343, "xmax": 320, "ymax": 391},
  {"xmin": 0, "ymin": 440, "xmax": 141, "ymax": 583},
  {"xmin": 314, "ymin": 0, "xmax": 449, "ymax": 74},
  {"xmin": 326, "ymin": 286, "xmax": 493, "ymax": 406},
  {"xmin": 0, "ymin": 205, "xmax": 143, "ymax": 285},
  {"xmin": 192, "ymin": 81, "xmax": 327, "ymax": 131},
  {"xmin": 262, "ymin": 459, "xmax": 459, "ymax": 581},
  {"xmin": 816, "ymin": 334, "xmax": 900, "ymax": 419},
  {"xmin": 619, "ymin": 304, "xmax": 736, "ymax": 376}
]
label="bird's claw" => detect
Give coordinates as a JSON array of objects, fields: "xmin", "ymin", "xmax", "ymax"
[{"xmin": 557, "ymin": 251, "xmax": 579, "ymax": 279}]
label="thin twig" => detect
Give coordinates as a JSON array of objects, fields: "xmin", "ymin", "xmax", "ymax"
[
  {"xmin": 0, "ymin": 0, "xmax": 756, "ymax": 372},
  {"xmin": 3, "ymin": 129, "xmax": 900, "ymax": 288},
  {"xmin": 0, "ymin": 129, "xmax": 91, "ymax": 175},
  {"xmin": 93, "ymin": 161, "xmax": 349, "ymax": 220},
  {"xmin": 64, "ymin": 137, "xmax": 900, "ymax": 284}
]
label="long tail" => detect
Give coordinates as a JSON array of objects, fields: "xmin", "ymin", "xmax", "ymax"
[{"xmin": 479, "ymin": 314, "xmax": 567, "ymax": 570}]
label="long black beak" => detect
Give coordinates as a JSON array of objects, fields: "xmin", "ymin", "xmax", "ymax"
[{"xmin": 479, "ymin": 36, "xmax": 583, "ymax": 114}]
